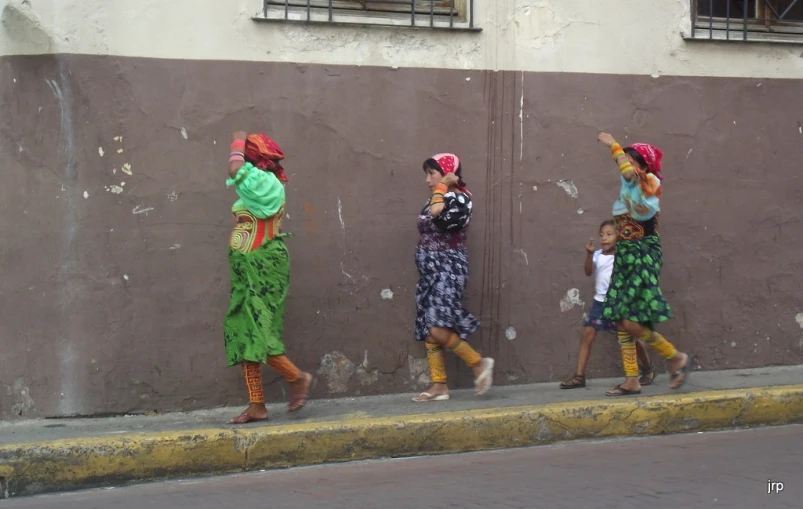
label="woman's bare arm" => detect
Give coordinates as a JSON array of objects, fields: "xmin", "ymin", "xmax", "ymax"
[
  {"xmin": 228, "ymin": 130, "xmax": 248, "ymax": 178},
  {"xmin": 597, "ymin": 132, "xmax": 636, "ymax": 181}
]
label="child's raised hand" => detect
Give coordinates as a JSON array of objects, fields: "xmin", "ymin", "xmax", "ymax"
[{"xmin": 585, "ymin": 238, "xmax": 595, "ymax": 253}]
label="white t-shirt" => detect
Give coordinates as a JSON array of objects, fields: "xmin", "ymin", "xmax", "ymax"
[{"xmin": 593, "ymin": 250, "xmax": 615, "ymax": 302}]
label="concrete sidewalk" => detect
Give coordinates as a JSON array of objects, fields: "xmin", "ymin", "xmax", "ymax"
[{"xmin": 1, "ymin": 365, "xmax": 802, "ymax": 499}]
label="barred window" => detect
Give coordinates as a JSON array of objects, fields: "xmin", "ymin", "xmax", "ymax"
[
  {"xmin": 691, "ymin": 0, "xmax": 803, "ymax": 42},
  {"xmin": 255, "ymin": 1, "xmax": 479, "ymax": 30}
]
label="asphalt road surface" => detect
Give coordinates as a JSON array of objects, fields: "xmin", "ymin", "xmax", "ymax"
[{"xmin": 5, "ymin": 425, "xmax": 801, "ymax": 509}]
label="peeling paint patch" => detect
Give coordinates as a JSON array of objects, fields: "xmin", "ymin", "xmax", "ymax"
[
  {"xmin": 181, "ymin": 127, "xmax": 188, "ymax": 140},
  {"xmin": 122, "ymin": 163, "xmax": 132, "ymax": 176},
  {"xmin": 169, "ymin": 244, "xmax": 181, "ymax": 250},
  {"xmin": 505, "ymin": 326, "xmax": 517, "ymax": 340},
  {"xmin": 324, "ymin": 365, "xmax": 356, "ymax": 389},
  {"xmin": 380, "ymin": 289, "xmax": 394, "ymax": 300},
  {"xmin": 556, "ymin": 180, "xmax": 578, "ymax": 199},
  {"xmin": 8, "ymin": 379, "xmax": 36, "ymax": 416},
  {"xmin": 116, "ymin": 148, "xmax": 124, "ymax": 154},
  {"xmin": 317, "ymin": 351, "xmax": 378, "ymax": 393},
  {"xmin": 559, "ymin": 288, "xmax": 584, "ymax": 312},
  {"xmin": 98, "ymin": 147, "xmax": 104, "ymax": 157},
  {"xmin": 106, "ymin": 185, "xmax": 123, "ymax": 194},
  {"xmin": 167, "ymin": 191, "xmax": 178, "ymax": 202},
  {"xmin": 114, "ymin": 136, "xmax": 123, "ymax": 142},
  {"xmin": 407, "ymin": 355, "xmax": 431, "ymax": 385},
  {"xmin": 83, "ymin": 191, "xmax": 89, "ymax": 199},
  {"xmin": 796, "ymin": 313, "xmax": 803, "ymax": 349},
  {"xmin": 123, "ymin": 274, "xmax": 130, "ymax": 281}
]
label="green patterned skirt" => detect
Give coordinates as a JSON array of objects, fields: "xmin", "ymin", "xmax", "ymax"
[
  {"xmin": 600, "ymin": 235, "xmax": 673, "ymax": 326},
  {"xmin": 224, "ymin": 239, "xmax": 289, "ymax": 366}
]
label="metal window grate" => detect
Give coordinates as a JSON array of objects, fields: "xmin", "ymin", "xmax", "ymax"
[
  {"xmin": 691, "ymin": 0, "xmax": 803, "ymax": 42},
  {"xmin": 256, "ymin": 0, "xmax": 479, "ymax": 31}
]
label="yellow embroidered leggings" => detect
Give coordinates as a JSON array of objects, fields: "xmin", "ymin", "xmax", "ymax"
[{"xmin": 619, "ymin": 330, "xmax": 678, "ymax": 378}]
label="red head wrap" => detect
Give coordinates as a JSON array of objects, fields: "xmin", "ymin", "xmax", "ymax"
[
  {"xmin": 245, "ymin": 133, "xmax": 288, "ymax": 183},
  {"xmin": 629, "ymin": 143, "xmax": 663, "ymax": 181},
  {"xmin": 425, "ymin": 153, "xmax": 470, "ymax": 195}
]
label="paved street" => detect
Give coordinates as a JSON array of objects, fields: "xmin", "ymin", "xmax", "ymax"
[{"xmin": 5, "ymin": 425, "xmax": 801, "ymax": 509}]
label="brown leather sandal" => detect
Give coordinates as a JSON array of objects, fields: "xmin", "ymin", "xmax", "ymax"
[
  {"xmin": 559, "ymin": 374, "xmax": 586, "ymax": 389},
  {"xmin": 229, "ymin": 410, "xmax": 269, "ymax": 425},
  {"xmin": 288, "ymin": 372, "xmax": 312, "ymax": 412},
  {"xmin": 639, "ymin": 366, "xmax": 656, "ymax": 386}
]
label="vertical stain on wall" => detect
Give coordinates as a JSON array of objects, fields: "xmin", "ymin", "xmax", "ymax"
[{"xmin": 46, "ymin": 62, "xmax": 82, "ymax": 416}]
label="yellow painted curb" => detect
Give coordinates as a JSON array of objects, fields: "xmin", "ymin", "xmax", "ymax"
[{"xmin": 2, "ymin": 384, "xmax": 802, "ymax": 498}]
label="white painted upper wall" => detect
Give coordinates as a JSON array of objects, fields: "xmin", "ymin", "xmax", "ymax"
[{"xmin": 1, "ymin": 0, "xmax": 802, "ymax": 79}]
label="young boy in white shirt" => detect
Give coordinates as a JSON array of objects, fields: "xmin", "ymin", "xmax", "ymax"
[{"xmin": 559, "ymin": 220, "xmax": 655, "ymax": 389}]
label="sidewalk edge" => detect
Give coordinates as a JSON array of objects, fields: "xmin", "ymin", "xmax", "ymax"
[{"xmin": 2, "ymin": 384, "xmax": 802, "ymax": 498}]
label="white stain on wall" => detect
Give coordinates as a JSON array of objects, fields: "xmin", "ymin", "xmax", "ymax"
[
  {"xmin": 559, "ymin": 288, "xmax": 584, "ymax": 312},
  {"xmin": 132, "ymin": 205, "xmax": 154, "ymax": 215},
  {"xmin": 556, "ymin": 180, "xmax": 578, "ymax": 199}
]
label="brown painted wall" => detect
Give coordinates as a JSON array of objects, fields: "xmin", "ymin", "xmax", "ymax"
[{"xmin": 1, "ymin": 54, "xmax": 801, "ymax": 419}]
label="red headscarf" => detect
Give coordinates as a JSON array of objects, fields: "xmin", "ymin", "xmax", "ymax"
[
  {"xmin": 629, "ymin": 143, "xmax": 663, "ymax": 182},
  {"xmin": 245, "ymin": 133, "xmax": 288, "ymax": 183},
  {"xmin": 426, "ymin": 153, "xmax": 471, "ymax": 195}
]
